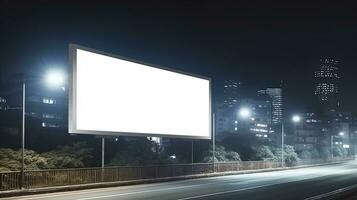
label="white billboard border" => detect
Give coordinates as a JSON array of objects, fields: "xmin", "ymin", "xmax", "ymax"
[{"xmin": 68, "ymin": 44, "xmax": 212, "ymax": 140}]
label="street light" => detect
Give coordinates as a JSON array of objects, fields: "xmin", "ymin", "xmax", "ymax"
[
  {"xmin": 292, "ymin": 115, "xmax": 301, "ymax": 123},
  {"xmin": 45, "ymin": 70, "xmax": 65, "ymax": 88},
  {"xmin": 339, "ymin": 132, "xmax": 344, "ymax": 136},
  {"xmin": 20, "ymin": 70, "xmax": 65, "ymax": 189},
  {"xmin": 239, "ymin": 107, "xmax": 251, "ymax": 119}
]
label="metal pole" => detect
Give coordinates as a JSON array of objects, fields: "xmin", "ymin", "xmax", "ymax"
[
  {"xmin": 281, "ymin": 122, "xmax": 284, "ymax": 168},
  {"xmin": 101, "ymin": 137, "xmax": 105, "ymax": 182},
  {"xmin": 21, "ymin": 81, "xmax": 25, "ymax": 189},
  {"xmin": 331, "ymin": 136, "xmax": 334, "ymax": 159},
  {"xmin": 191, "ymin": 140, "xmax": 194, "ymax": 164},
  {"xmin": 101, "ymin": 137, "xmax": 105, "ymax": 168},
  {"xmin": 212, "ymin": 113, "xmax": 215, "ymax": 172},
  {"xmin": 191, "ymin": 140, "xmax": 194, "ymax": 174}
]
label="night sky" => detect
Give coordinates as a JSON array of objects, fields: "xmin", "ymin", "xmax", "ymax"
[{"xmin": 1, "ymin": 1, "xmax": 357, "ymax": 114}]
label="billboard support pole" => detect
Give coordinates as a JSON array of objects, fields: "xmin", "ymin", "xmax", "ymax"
[
  {"xmin": 212, "ymin": 113, "xmax": 215, "ymax": 172},
  {"xmin": 101, "ymin": 137, "xmax": 105, "ymax": 181},
  {"xmin": 191, "ymin": 140, "xmax": 194, "ymax": 174}
]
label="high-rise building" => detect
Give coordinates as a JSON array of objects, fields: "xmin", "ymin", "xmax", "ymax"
[
  {"xmin": 222, "ymin": 80, "xmax": 240, "ymax": 108},
  {"xmin": 257, "ymin": 88, "xmax": 282, "ymax": 125},
  {"xmin": 216, "ymin": 80, "xmax": 241, "ymax": 135},
  {"xmin": 237, "ymin": 98, "xmax": 272, "ymax": 138},
  {"xmin": 314, "ymin": 59, "xmax": 340, "ymax": 109},
  {"xmin": 294, "ymin": 112, "xmax": 323, "ymax": 152}
]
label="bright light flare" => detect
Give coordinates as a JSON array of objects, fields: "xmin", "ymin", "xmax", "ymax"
[
  {"xmin": 339, "ymin": 132, "xmax": 345, "ymax": 136},
  {"xmin": 292, "ymin": 115, "xmax": 301, "ymax": 123},
  {"xmin": 45, "ymin": 70, "xmax": 65, "ymax": 87},
  {"xmin": 239, "ymin": 107, "xmax": 251, "ymax": 119}
]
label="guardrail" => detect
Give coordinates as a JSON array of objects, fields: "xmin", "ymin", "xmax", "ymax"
[{"xmin": 0, "ymin": 157, "xmax": 353, "ymax": 191}]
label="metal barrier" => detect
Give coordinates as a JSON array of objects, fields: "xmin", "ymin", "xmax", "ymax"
[{"xmin": 0, "ymin": 157, "xmax": 352, "ymax": 191}]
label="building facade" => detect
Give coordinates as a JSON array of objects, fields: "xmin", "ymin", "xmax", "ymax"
[
  {"xmin": 314, "ymin": 59, "xmax": 340, "ymax": 110},
  {"xmin": 257, "ymin": 88, "xmax": 282, "ymax": 125},
  {"xmin": 237, "ymin": 98, "xmax": 272, "ymax": 139},
  {"xmin": 216, "ymin": 80, "xmax": 241, "ymax": 135}
]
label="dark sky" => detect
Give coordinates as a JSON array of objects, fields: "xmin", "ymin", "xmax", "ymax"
[{"xmin": 1, "ymin": 1, "xmax": 357, "ymax": 114}]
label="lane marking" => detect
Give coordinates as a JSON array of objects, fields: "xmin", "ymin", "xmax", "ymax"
[
  {"xmin": 304, "ymin": 183, "xmax": 357, "ymax": 200},
  {"xmin": 2, "ymin": 184, "xmax": 202, "ymax": 200},
  {"xmin": 74, "ymin": 184, "xmax": 203, "ymax": 200},
  {"xmin": 176, "ymin": 184, "xmax": 275, "ymax": 200}
]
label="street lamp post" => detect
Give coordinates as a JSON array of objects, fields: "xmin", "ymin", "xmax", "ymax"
[
  {"xmin": 20, "ymin": 70, "xmax": 65, "ymax": 189},
  {"xmin": 20, "ymin": 81, "xmax": 26, "ymax": 189},
  {"xmin": 288, "ymin": 115, "xmax": 301, "ymax": 168},
  {"xmin": 281, "ymin": 120, "xmax": 284, "ymax": 167}
]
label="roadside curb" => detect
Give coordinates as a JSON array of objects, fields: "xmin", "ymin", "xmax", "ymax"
[{"xmin": 0, "ymin": 160, "xmax": 350, "ymax": 198}]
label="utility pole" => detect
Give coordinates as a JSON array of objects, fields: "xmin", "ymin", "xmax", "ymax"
[
  {"xmin": 101, "ymin": 137, "xmax": 105, "ymax": 181},
  {"xmin": 281, "ymin": 122, "xmax": 284, "ymax": 167},
  {"xmin": 20, "ymin": 80, "xmax": 26, "ymax": 189}
]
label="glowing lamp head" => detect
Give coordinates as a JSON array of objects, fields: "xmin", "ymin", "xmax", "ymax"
[
  {"xmin": 339, "ymin": 132, "xmax": 344, "ymax": 136},
  {"xmin": 292, "ymin": 115, "xmax": 301, "ymax": 123},
  {"xmin": 45, "ymin": 70, "xmax": 65, "ymax": 88},
  {"xmin": 239, "ymin": 107, "xmax": 251, "ymax": 119}
]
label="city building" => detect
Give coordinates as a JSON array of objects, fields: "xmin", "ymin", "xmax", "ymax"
[
  {"xmin": 27, "ymin": 92, "xmax": 67, "ymax": 129},
  {"xmin": 314, "ymin": 58, "xmax": 340, "ymax": 110},
  {"xmin": 216, "ymin": 80, "xmax": 241, "ymax": 136},
  {"xmin": 257, "ymin": 88, "xmax": 282, "ymax": 125},
  {"xmin": 326, "ymin": 110, "xmax": 352, "ymax": 149},
  {"xmin": 294, "ymin": 112, "xmax": 323, "ymax": 152},
  {"xmin": 237, "ymin": 98, "xmax": 272, "ymax": 139}
]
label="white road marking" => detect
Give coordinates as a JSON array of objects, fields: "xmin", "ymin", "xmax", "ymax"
[
  {"xmin": 304, "ymin": 183, "xmax": 357, "ymax": 200},
  {"xmin": 74, "ymin": 184, "xmax": 203, "ymax": 200},
  {"xmin": 176, "ymin": 184, "xmax": 275, "ymax": 200}
]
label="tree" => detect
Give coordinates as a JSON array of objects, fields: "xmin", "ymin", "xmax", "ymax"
[
  {"xmin": 333, "ymin": 145, "xmax": 348, "ymax": 157},
  {"xmin": 41, "ymin": 142, "xmax": 93, "ymax": 168},
  {"xmin": 0, "ymin": 148, "xmax": 49, "ymax": 171},
  {"xmin": 221, "ymin": 133, "xmax": 258, "ymax": 161},
  {"xmin": 203, "ymin": 145, "xmax": 241, "ymax": 162},
  {"xmin": 253, "ymin": 145, "xmax": 276, "ymax": 161},
  {"xmin": 109, "ymin": 138, "xmax": 166, "ymax": 166}
]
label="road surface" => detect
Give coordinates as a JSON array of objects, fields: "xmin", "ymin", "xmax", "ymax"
[{"xmin": 3, "ymin": 160, "xmax": 357, "ymax": 200}]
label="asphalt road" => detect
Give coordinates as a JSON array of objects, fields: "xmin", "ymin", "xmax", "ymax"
[{"xmin": 3, "ymin": 161, "xmax": 357, "ymax": 200}]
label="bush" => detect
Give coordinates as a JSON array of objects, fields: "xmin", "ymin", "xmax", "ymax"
[
  {"xmin": 203, "ymin": 145, "xmax": 241, "ymax": 162},
  {"xmin": 41, "ymin": 142, "xmax": 93, "ymax": 168},
  {"xmin": 109, "ymin": 138, "xmax": 166, "ymax": 166},
  {"xmin": 0, "ymin": 148, "xmax": 49, "ymax": 171},
  {"xmin": 252, "ymin": 145, "xmax": 299, "ymax": 166},
  {"xmin": 253, "ymin": 145, "xmax": 277, "ymax": 161},
  {"xmin": 333, "ymin": 145, "xmax": 348, "ymax": 157}
]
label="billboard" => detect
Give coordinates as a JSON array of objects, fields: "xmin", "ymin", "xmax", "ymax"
[{"xmin": 69, "ymin": 44, "xmax": 211, "ymax": 139}]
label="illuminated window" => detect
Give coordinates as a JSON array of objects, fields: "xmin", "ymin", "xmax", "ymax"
[{"xmin": 42, "ymin": 98, "xmax": 56, "ymax": 104}]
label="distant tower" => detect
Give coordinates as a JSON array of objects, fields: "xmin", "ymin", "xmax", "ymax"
[
  {"xmin": 216, "ymin": 80, "xmax": 241, "ymax": 135},
  {"xmin": 222, "ymin": 80, "xmax": 240, "ymax": 108},
  {"xmin": 314, "ymin": 59, "xmax": 340, "ymax": 110},
  {"xmin": 257, "ymin": 88, "xmax": 282, "ymax": 125}
]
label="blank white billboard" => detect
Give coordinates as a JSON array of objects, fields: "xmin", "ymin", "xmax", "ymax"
[{"xmin": 69, "ymin": 45, "xmax": 211, "ymax": 139}]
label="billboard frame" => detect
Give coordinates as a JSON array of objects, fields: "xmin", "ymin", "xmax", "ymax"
[{"xmin": 68, "ymin": 44, "xmax": 212, "ymax": 140}]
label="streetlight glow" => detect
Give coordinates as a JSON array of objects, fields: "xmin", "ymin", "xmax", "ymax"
[
  {"xmin": 239, "ymin": 107, "xmax": 251, "ymax": 119},
  {"xmin": 45, "ymin": 70, "xmax": 65, "ymax": 88},
  {"xmin": 339, "ymin": 132, "xmax": 344, "ymax": 136},
  {"xmin": 292, "ymin": 115, "xmax": 301, "ymax": 123}
]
